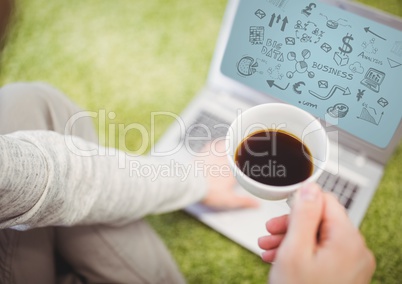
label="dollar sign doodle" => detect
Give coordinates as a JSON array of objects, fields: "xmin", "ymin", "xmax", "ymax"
[{"xmin": 339, "ymin": 33, "xmax": 353, "ymax": 55}]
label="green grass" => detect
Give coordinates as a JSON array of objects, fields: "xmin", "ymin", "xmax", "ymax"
[{"xmin": 1, "ymin": 0, "xmax": 401, "ymax": 283}]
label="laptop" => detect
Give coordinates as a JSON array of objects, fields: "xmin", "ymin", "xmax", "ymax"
[
  {"xmin": 153, "ymin": 0, "xmax": 402, "ymax": 255},
  {"xmin": 360, "ymin": 68, "xmax": 386, "ymax": 93}
]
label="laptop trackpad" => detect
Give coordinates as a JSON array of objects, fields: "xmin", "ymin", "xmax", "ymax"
[{"xmin": 186, "ymin": 190, "xmax": 290, "ymax": 255}]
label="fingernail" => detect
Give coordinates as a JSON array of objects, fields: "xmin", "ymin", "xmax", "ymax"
[
  {"xmin": 260, "ymin": 251, "xmax": 273, "ymax": 264},
  {"xmin": 300, "ymin": 183, "xmax": 319, "ymax": 201}
]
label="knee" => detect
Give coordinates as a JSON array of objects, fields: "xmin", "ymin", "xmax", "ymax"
[
  {"xmin": 0, "ymin": 82, "xmax": 59, "ymax": 109},
  {"xmin": 0, "ymin": 82, "xmax": 84, "ymax": 134},
  {"xmin": 0, "ymin": 82, "xmax": 97, "ymax": 139},
  {"xmin": 0, "ymin": 81, "xmax": 82, "ymax": 122}
]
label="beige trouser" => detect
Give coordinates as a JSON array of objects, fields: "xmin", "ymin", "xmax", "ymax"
[{"xmin": 0, "ymin": 82, "xmax": 186, "ymax": 284}]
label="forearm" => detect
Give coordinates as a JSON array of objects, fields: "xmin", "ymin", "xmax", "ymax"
[{"xmin": 0, "ymin": 131, "xmax": 207, "ymax": 229}]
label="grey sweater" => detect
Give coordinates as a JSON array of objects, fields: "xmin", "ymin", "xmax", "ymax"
[{"xmin": 0, "ymin": 131, "xmax": 207, "ymax": 230}]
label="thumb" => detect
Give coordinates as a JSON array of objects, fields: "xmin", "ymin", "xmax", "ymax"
[{"xmin": 282, "ymin": 183, "xmax": 324, "ymax": 256}]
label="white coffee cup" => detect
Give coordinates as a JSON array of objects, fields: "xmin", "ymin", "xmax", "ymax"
[{"xmin": 226, "ymin": 103, "xmax": 329, "ymax": 200}]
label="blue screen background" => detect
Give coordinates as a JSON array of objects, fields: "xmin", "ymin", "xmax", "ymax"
[{"xmin": 221, "ymin": 0, "xmax": 402, "ymax": 148}]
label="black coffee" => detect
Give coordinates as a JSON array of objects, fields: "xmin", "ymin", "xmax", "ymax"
[{"xmin": 235, "ymin": 129, "xmax": 313, "ymax": 186}]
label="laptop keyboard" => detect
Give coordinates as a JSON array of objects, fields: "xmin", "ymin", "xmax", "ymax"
[
  {"xmin": 185, "ymin": 111, "xmax": 231, "ymax": 152},
  {"xmin": 186, "ymin": 111, "xmax": 360, "ymax": 209},
  {"xmin": 317, "ymin": 171, "xmax": 359, "ymax": 209}
]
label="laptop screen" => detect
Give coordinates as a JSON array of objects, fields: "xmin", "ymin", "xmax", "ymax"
[{"xmin": 221, "ymin": 0, "xmax": 402, "ymax": 148}]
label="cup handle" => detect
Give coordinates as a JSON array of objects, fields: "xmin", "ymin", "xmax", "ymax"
[{"xmin": 286, "ymin": 192, "xmax": 295, "ymax": 209}]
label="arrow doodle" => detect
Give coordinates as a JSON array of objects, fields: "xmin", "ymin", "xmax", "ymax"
[
  {"xmin": 267, "ymin": 80, "xmax": 290, "ymax": 90},
  {"xmin": 364, "ymin": 27, "xmax": 386, "ymax": 41},
  {"xmin": 268, "ymin": 14, "xmax": 288, "ymax": 32},
  {"xmin": 269, "ymin": 13, "xmax": 276, "ymax": 27},
  {"xmin": 281, "ymin": 17, "xmax": 289, "ymax": 32},
  {"xmin": 309, "ymin": 85, "xmax": 351, "ymax": 100}
]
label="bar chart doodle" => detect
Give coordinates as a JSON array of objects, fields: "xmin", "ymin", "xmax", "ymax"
[
  {"xmin": 391, "ymin": 41, "xmax": 402, "ymax": 57},
  {"xmin": 360, "ymin": 68, "xmax": 385, "ymax": 93},
  {"xmin": 269, "ymin": 0, "xmax": 289, "ymax": 9}
]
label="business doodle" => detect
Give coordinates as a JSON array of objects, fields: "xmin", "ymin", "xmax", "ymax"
[{"xmin": 222, "ymin": 0, "xmax": 402, "ymax": 147}]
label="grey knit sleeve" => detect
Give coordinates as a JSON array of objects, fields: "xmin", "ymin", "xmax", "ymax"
[{"xmin": 0, "ymin": 131, "xmax": 207, "ymax": 230}]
